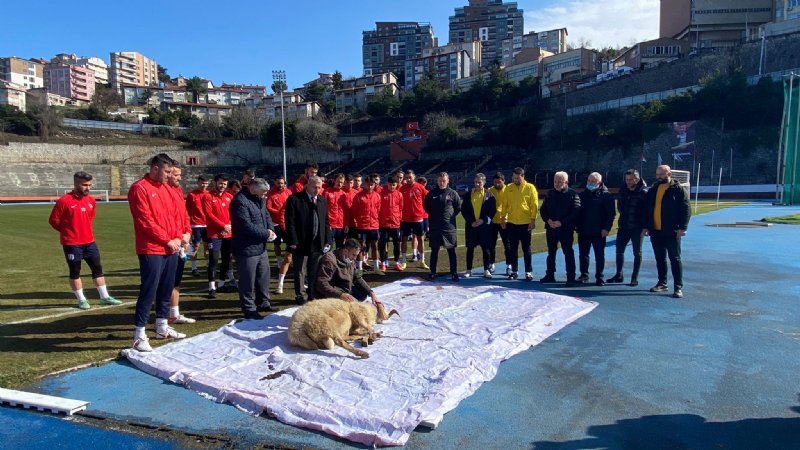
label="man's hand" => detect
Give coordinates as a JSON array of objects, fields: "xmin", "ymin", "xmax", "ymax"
[
  {"xmin": 500, "ymin": 217, "xmax": 507, "ymax": 230},
  {"xmin": 677, "ymin": 229, "xmax": 687, "ymax": 237},
  {"xmin": 181, "ymin": 233, "xmax": 191, "ymax": 245},
  {"xmin": 642, "ymin": 228, "xmax": 649, "ymax": 237},
  {"xmin": 528, "ymin": 220, "xmax": 536, "ymax": 232},
  {"xmin": 167, "ymin": 239, "xmax": 182, "ymax": 253},
  {"xmin": 223, "ymin": 224, "xmax": 232, "ymax": 233},
  {"xmin": 266, "ymin": 229, "xmax": 277, "ymax": 242},
  {"xmin": 601, "ymin": 229, "xmax": 609, "ymax": 238},
  {"xmin": 370, "ymin": 292, "xmax": 380, "ymax": 304},
  {"xmin": 341, "ymin": 293, "xmax": 357, "ymax": 302},
  {"xmin": 472, "ymin": 219, "xmax": 483, "ymax": 228}
]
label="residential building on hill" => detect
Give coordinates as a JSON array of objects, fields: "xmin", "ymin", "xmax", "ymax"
[
  {"xmin": 540, "ymin": 47, "xmax": 601, "ymax": 97},
  {"xmin": 0, "ymin": 80, "xmax": 27, "ymax": 111},
  {"xmin": 660, "ymin": 0, "xmax": 773, "ymax": 48},
  {"xmin": 44, "ymin": 62, "xmax": 95, "ymax": 103},
  {"xmin": 404, "ymin": 45, "xmax": 474, "ymax": 91},
  {"xmin": 0, "ymin": 56, "xmax": 44, "ymax": 89},
  {"xmin": 612, "ymin": 38, "xmax": 691, "ymax": 70},
  {"xmin": 449, "ymin": 0, "xmax": 524, "ymax": 67},
  {"xmin": 335, "ymin": 72, "xmax": 399, "ymax": 113},
  {"xmin": 363, "ymin": 22, "xmax": 437, "ymax": 83},
  {"xmin": 110, "ymin": 51, "xmax": 157, "ymax": 92}
]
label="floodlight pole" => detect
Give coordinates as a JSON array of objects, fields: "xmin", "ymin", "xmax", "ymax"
[{"xmin": 273, "ymin": 70, "xmax": 288, "ymax": 181}]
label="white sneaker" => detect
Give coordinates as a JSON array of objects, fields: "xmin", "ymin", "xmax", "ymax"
[
  {"xmin": 132, "ymin": 337, "xmax": 153, "ymax": 352},
  {"xmin": 168, "ymin": 314, "xmax": 196, "ymax": 324},
  {"xmin": 463, "ymin": 271, "xmax": 472, "ymax": 278},
  {"xmin": 275, "ymin": 285, "xmax": 284, "ymax": 294},
  {"xmin": 484, "ymin": 270, "xmax": 493, "ymax": 278},
  {"xmin": 154, "ymin": 326, "xmax": 186, "ymax": 340},
  {"xmin": 489, "ymin": 264, "xmax": 496, "ymax": 274}
]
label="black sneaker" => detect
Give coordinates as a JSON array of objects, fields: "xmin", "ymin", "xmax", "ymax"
[
  {"xmin": 649, "ymin": 283, "xmax": 668, "ymax": 292},
  {"xmin": 578, "ymin": 274, "xmax": 589, "ymax": 283},
  {"xmin": 257, "ymin": 304, "xmax": 279, "ymax": 313},
  {"xmin": 606, "ymin": 274, "xmax": 624, "ymax": 283},
  {"xmin": 508, "ymin": 272, "xmax": 518, "ymax": 280},
  {"xmin": 564, "ymin": 279, "xmax": 579, "ymax": 287},
  {"xmin": 628, "ymin": 278, "xmax": 638, "ymax": 287},
  {"xmin": 595, "ymin": 278, "xmax": 606, "ymax": 286},
  {"xmin": 539, "ymin": 275, "xmax": 557, "ymax": 283},
  {"xmin": 243, "ymin": 311, "xmax": 264, "ymax": 320},
  {"xmin": 672, "ymin": 289, "xmax": 684, "ymax": 298},
  {"xmin": 207, "ymin": 289, "xmax": 217, "ymax": 299},
  {"xmin": 191, "ymin": 269, "xmax": 200, "ymax": 277},
  {"xmin": 451, "ymin": 273, "xmax": 460, "ymax": 282},
  {"xmin": 219, "ymin": 284, "xmax": 238, "ymax": 293},
  {"xmin": 426, "ymin": 273, "xmax": 437, "ymax": 281}
]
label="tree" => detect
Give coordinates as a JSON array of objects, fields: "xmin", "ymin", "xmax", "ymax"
[
  {"xmin": 271, "ymin": 80, "xmax": 288, "ymax": 95},
  {"xmin": 260, "ymin": 120, "xmax": 296, "ymax": 147},
  {"xmin": 223, "ymin": 107, "xmax": 265, "ymax": 139},
  {"xmin": 157, "ymin": 65, "xmax": 171, "ymax": 84},
  {"xmin": 303, "ymin": 83, "xmax": 326, "ymax": 104},
  {"xmin": 332, "ymin": 71, "xmax": 344, "ymax": 90},
  {"xmin": 294, "ymin": 119, "xmax": 338, "ymax": 150},
  {"xmin": 366, "ymin": 89, "xmax": 400, "ymax": 118},
  {"xmin": 28, "ymin": 104, "xmax": 62, "ymax": 142},
  {"xmin": 185, "ymin": 76, "xmax": 208, "ymax": 103},
  {"xmin": 91, "ymin": 82, "xmax": 123, "ymax": 115}
]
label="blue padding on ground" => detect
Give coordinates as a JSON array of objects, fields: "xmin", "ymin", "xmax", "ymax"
[{"xmin": 29, "ymin": 203, "xmax": 800, "ymax": 449}]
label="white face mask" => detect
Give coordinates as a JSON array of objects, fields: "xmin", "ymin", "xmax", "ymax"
[{"xmin": 342, "ymin": 257, "xmax": 353, "ymax": 264}]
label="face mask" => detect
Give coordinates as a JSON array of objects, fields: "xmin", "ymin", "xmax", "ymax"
[
  {"xmin": 559, "ymin": 186, "xmax": 568, "ymax": 192},
  {"xmin": 342, "ymin": 257, "xmax": 353, "ymax": 264},
  {"xmin": 586, "ymin": 184, "xmax": 597, "ymax": 192}
]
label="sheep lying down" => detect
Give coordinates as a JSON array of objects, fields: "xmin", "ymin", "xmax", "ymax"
[{"xmin": 288, "ymin": 298, "xmax": 398, "ymax": 359}]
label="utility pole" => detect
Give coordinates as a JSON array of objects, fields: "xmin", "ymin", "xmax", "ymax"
[{"xmin": 272, "ymin": 70, "xmax": 287, "ymax": 181}]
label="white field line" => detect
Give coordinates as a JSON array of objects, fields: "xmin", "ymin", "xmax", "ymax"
[{"xmin": 2, "ymin": 302, "xmax": 128, "ymax": 326}]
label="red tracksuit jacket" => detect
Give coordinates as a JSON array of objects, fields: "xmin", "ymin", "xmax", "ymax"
[
  {"xmin": 350, "ymin": 189, "xmax": 381, "ymax": 230},
  {"xmin": 379, "ymin": 189, "xmax": 403, "ymax": 229},
  {"xmin": 49, "ymin": 191, "xmax": 96, "ymax": 245},
  {"xmin": 128, "ymin": 176, "xmax": 186, "ymax": 255}
]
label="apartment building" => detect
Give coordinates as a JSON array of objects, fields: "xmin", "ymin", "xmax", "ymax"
[
  {"xmin": 26, "ymin": 88, "xmax": 73, "ymax": 108},
  {"xmin": 51, "ymin": 53, "xmax": 108, "ymax": 85},
  {"xmin": 0, "ymin": 80, "xmax": 27, "ymax": 111},
  {"xmin": 613, "ymin": 38, "xmax": 691, "ymax": 70},
  {"xmin": 44, "ymin": 62, "xmax": 96, "ymax": 103},
  {"xmin": 110, "ymin": 51, "xmax": 158, "ymax": 92},
  {"xmin": 404, "ymin": 46, "xmax": 473, "ymax": 91},
  {"xmin": 0, "ymin": 57, "xmax": 44, "ymax": 89},
  {"xmin": 540, "ymin": 48, "xmax": 601, "ymax": 97},
  {"xmin": 449, "ymin": 0, "xmax": 524, "ymax": 67},
  {"xmin": 774, "ymin": 0, "xmax": 800, "ymax": 21},
  {"xmin": 218, "ymin": 83, "xmax": 267, "ymax": 98},
  {"xmin": 258, "ymin": 93, "xmax": 321, "ymax": 120},
  {"xmin": 335, "ymin": 72, "xmax": 399, "ymax": 113},
  {"xmin": 363, "ymin": 22, "xmax": 437, "ymax": 83},
  {"xmin": 660, "ymin": 0, "xmax": 774, "ymax": 48}
]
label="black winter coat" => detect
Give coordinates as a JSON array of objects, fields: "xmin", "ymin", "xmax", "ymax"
[
  {"xmin": 616, "ymin": 178, "xmax": 649, "ymax": 230},
  {"xmin": 424, "ymin": 186, "xmax": 462, "ymax": 249},
  {"xmin": 645, "ymin": 179, "xmax": 691, "ymax": 233},
  {"xmin": 540, "ymin": 188, "xmax": 581, "ymax": 231},
  {"xmin": 284, "ymin": 191, "xmax": 333, "ymax": 255},
  {"xmin": 461, "ymin": 188, "xmax": 496, "ymax": 247},
  {"xmin": 577, "ymin": 184, "xmax": 616, "ymax": 235},
  {"xmin": 230, "ymin": 190, "xmax": 275, "ymax": 257}
]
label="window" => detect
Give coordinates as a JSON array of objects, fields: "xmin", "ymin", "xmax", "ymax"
[
  {"xmin": 479, "ymin": 27, "xmax": 489, "ymax": 41},
  {"xmin": 186, "ymin": 156, "xmax": 198, "ymax": 166}
]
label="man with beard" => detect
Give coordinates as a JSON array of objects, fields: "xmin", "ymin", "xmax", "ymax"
[
  {"xmin": 501, "ymin": 167, "xmax": 539, "ymax": 281},
  {"xmin": 607, "ymin": 169, "xmax": 648, "ymax": 287}
]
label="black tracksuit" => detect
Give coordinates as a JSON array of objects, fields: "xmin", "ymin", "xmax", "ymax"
[
  {"xmin": 613, "ymin": 179, "xmax": 648, "ymax": 281},
  {"xmin": 540, "ymin": 187, "xmax": 581, "ymax": 280}
]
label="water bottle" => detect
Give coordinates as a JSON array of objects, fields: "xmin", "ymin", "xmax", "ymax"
[{"xmin": 179, "ymin": 247, "xmax": 188, "ymax": 261}]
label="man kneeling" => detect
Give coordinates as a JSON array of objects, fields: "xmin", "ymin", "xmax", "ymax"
[{"xmin": 313, "ymin": 238, "xmax": 380, "ymax": 303}]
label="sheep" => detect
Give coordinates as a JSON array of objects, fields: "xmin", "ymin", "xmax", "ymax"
[{"xmin": 288, "ymin": 298, "xmax": 398, "ymax": 359}]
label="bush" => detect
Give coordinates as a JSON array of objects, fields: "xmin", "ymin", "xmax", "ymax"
[
  {"xmin": 294, "ymin": 119, "xmax": 338, "ymax": 150},
  {"xmin": 0, "ymin": 105, "xmax": 37, "ymax": 135},
  {"xmin": 260, "ymin": 120, "xmax": 296, "ymax": 147}
]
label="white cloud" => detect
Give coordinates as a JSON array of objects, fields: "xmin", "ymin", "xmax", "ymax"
[{"xmin": 525, "ymin": 0, "xmax": 660, "ymax": 49}]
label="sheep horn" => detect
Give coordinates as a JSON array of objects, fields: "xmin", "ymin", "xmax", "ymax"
[{"xmin": 388, "ymin": 309, "xmax": 399, "ymax": 318}]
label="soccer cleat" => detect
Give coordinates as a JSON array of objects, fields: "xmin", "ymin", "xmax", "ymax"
[
  {"xmin": 76, "ymin": 300, "xmax": 91, "ymax": 310},
  {"xmin": 275, "ymin": 285, "xmax": 284, "ymax": 294},
  {"xmin": 99, "ymin": 296, "xmax": 122, "ymax": 306},
  {"xmin": 420, "ymin": 261, "xmax": 430, "ymax": 270},
  {"xmin": 379, "ymin": 263, "xmax": 387, "ymax": 272},
  {"xmin": 155, "ymin": 326, "xmax": 186, "ymax": 340},
  {"xmin": 132, "ymin": 338, "xmax": 153, "ymax": 352},
  {"xmin": 374, "ymin": 267, "xmax": 386, "ymax": 276},
  {"xmin": 395, "ymin": 262, "xmax": 405, "ymax": 272},
  {"xmin": 483, "ymin": 270, "xmax": 493, "ymax": 279},
  {"xmin": 168, "ymin": 314, "xmax": 196, "ymax": 324},
  {"xmin": 207, "ymin": 289, "xmax": 217, "ymax": 299},
  {"xmin": 525, "ymin": 272, "xmax": 534, "ymax": 281},
  {"xmin": 191, "ymin": 269, "xmax": 200, "ymax": 277},
  {"xmin": 649, "ymin": 283, "xmax": 668, "ymax": 292}
]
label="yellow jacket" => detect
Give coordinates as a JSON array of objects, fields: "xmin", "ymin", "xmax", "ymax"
[
  {"xmin": 488, "ymin": 185, "xmax": 505, "ymax": 224},
  {"xmin": 502, "ymin": 181, "xmax": 539, "ymax": 225}
]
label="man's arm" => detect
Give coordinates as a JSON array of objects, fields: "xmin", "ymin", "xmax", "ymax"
[
  {"xmin": 313, "ymin": 256, "xmax": 346, "ymax": 299},
  {"xmin": 128, "ymin": 184, "xmax": 173, "ymax": 247},
  {"xmin": 48, "ymin": 198, "xmax": 64, "ymax": 231}
]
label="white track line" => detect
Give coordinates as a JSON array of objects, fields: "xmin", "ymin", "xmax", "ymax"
[{"xmin": 2, "ymin": 303, "xmax": 128, "ymax": 326}]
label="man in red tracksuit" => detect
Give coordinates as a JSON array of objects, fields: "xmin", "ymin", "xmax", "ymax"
[
  {"xmin": 379, "ymin": 178, "xmax": 404, "ymax": 272},
  {"xmin": 400, "ymin": 170, "xmax": 429, "ymax": 269},
  {"xmin": 266, "ymin": 174, "xmax": 292, "ymax": 294},
  {"xmin": 324, "ymin": 173, "xmax": 349, "ymax": 249},
  {"xmin": 204, "ymin": 174, "xmax": 236, "ymax": 298},
  {"xmin": 185, "ymin": 175, "xmax": 209, "ymax": 276},
  {"xmin": 290, "ymin": 160, "xmax": 320, "ymax": 193},
  {"xmin": 128, "ymin": 154, "xmax": 189, "ymax": 352},
  {"xmin": 49, "ymin": 171, "xmax": 122, "ymax": 310},
  {"xmin": 166, "ymin": 165, "xmax": 194, "ymax": 325},
  {"xmin": 350, "ymin": 173, "xmax": 383, "ymax": 275},
  {"xmin": 345, "ymin": 173, "xmax": 362, "ymax": 239}
]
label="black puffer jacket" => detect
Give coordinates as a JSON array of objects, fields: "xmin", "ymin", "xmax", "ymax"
[
  {"xmin": 230, "ymin": 189, "xmax": 275, "ymax": 257},
  {"xmin": 616, "ymin": 178, "xmax": 648, "ymax": 230},
  {"xmin": 577, "ymin": 183, "xmax": 615, "ymax": 235},
  {"xmin": 540, "ymin": 188, "xmax": 581, "ymax": 231},
  {"xmin": 424, "ymin": 186, "xmax": 462, "ymax": 249},
  {"xmin": 645, "ymin": 179, "xmax": 691, "ymax": 233}
]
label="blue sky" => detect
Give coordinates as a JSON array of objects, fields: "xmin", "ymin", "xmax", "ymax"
[{"xmin": 1, "ymin": 0, "xmax": 658, "ymax": 90}]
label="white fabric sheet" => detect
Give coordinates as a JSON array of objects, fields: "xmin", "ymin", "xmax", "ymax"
[{"xmin": 124, "ymin": 278, "xmax": 596, "ymax": 447}]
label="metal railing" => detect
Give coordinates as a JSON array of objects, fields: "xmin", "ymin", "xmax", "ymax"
[{"xmin": 62, "ymin": 118, "xmax": 187, "ymax": 134}]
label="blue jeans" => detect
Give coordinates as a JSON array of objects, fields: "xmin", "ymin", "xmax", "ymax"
[{"xmin": 134, "ymin": 254, "xmax": 178, "ymax": 327}]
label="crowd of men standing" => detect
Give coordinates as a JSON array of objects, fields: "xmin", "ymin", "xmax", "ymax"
[{"xmin": 49, "ymin": 154, "xmax": 690, "ymax": 353}]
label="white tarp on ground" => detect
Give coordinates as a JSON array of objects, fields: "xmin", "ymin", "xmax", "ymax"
[{"xmin": 124, "ymin": 278, "xmax": 597, "ymax": 447}]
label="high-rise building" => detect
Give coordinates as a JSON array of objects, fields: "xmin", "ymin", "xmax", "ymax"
[
  {"xmin": 774, "ymin": 0, "xmax": 800, "ymax": 21},
  {"xmin": 363, "ymin": 22, "xmax": 437, "ymax": 83},
  {"xmin": 0, "ymin": 56, "xmax": 44, "ymax": 89},
  {"xmin": 404, "ymin": 45, "xmax": 474, "ymax": 91},
  {"xmin": 109, "ymin": 51, "xmax": 158, "ymax": 92},
  {"xmin": 660, "ymin": 0, "xmax": 773, "ymax": 48},
  {"xmin": 503, "ymin": 28, "xmax": 567, "ymax": 66},
  {"xmin": 449, "ymin": 0, "xmax": 524, "ymax": 67},
  {"xmin": 44, "ymin": 62, "xmax": 96, "ymax": 103},
  {"xmin": 51, "ymin": 53, "xmax": 109, "ymax": 85}
]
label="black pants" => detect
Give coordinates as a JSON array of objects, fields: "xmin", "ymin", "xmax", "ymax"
[
  {"xmin": 465, "ymin": 244, "xmax": 490, "ymax": 271},
  {"xmin": 615, "ymin": 227, "xmax": 644, "ymax": 280},
  {"xmin": 429, "ymin": 244, "xmax": 457, "ymax": 275},
  {"xmin": 489, "ymin": 223, "xmax": 511, "ymax": 266},
  {"xmin": 379, "ymin": 228, "xmax": 401, "ymax": 262},
  {"xmin": 293, "ymin": 251, "xmax": 322, "ymax": 304},
  {"xmin": 649, "ymin": 231, "xmax": 683, "ymax": 289},
  {"xmin": 506, "ymin": 223, "xmax": 532, "ymax": 273},
  {"xmin": 208, "ymin": 238, "xmax": 232, "ymax": 282},
  {"xmin": 545, "ymin": 227, "xmax": 576, "ymax": 280},
  {"xmin": 578, "ymin": 233, "xmax": 607, "ymax": 280}
]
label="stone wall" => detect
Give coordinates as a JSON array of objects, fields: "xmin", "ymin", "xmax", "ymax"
[{"xmin": 0, "ymin": 140, "xmax": 346, "ymax": 197}]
